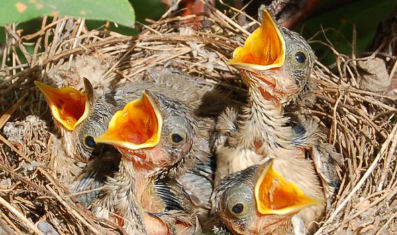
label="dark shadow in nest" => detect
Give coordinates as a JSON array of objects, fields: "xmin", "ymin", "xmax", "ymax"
[{"xmin": 73, "ymin": 144, "xmax": 122, "ymax": 208}]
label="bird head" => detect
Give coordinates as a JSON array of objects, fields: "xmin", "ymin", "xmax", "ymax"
[
  {"xmin": 228, "ymin": 9, "xmax": 314, "ymax": 104},
  {"xmin": 36, "ymin": 78, "xmax": 113, "ymax": 162},
  {"xmin": 35, "ymin": 79, "xmax": 93, "ymax": 131},
  {"xmin": 215, "ymin": 160, "xmax": 320, "ymax": 234},
  {"xmin": 95, "ymin": 90, "xmax": 196, "ymax": 169}
]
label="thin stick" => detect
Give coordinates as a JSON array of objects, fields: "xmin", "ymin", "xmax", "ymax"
[
  {"xmin": 0, "ymin": 209, "xmax": 21, "ymax": 235},
  {"xmin": 0, "ymin": 134, "xmax": 24, "ymax": 157},
  {"xmin": 377, "ymin": 128, "xmax": 397, "ymax": 191},
  {"xmin": 206, "ymin": 2, "xmax": 251, "ymax": 36},
  {"xmin": 46, "ymin": 186, "xmax": 100, "ymax": 234},
  {"xmin": 314, "ymin": 123, "xmax": 397, "ymax": 235},
  {"xmin": 376, "ymin": 210, "xmax": 397, "ymax": 235},
  {"xmin": 0, "ymin": 93, "xmax": 28, "ymax": 129},
  {"xmin": 0, "ymin": 197, "xmax": 44, "ymax": 235}
]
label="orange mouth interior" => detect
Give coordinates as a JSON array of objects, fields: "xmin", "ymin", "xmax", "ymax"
[
  {"xmin": 254, "ymin": 162, "xmax": 318, "ymax": 215},
  {"xmin": 35, "ymin": 81, "xmax": 86, "ymax": 131},
  {"xmin": 228, "ymin": 9, "xmax": 285, "ymax": 71},
  {"xmin": 95, "ymin": 92, "xmax": 162, "ymax": 150}
]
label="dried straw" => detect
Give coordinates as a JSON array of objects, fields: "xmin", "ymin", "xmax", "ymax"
[{"xmin": 0, "ymin": 1, "xmax": 396, "ymax": 234}]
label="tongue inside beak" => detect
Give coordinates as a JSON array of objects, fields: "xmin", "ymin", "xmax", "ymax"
[
  {"xmin": 228, "ymin": 9, "xmax": 285, "ymax": 71},
  {"xmin": 254, "ymin": 162, "xmax": 319, "ymax": 215},
  {"xmin": 35, "ymin": 81, "xmax": 88, "ymax": 131},
  {"xmin": 95, "ymin": 91, "xmax": 162, "ymax": 150}
]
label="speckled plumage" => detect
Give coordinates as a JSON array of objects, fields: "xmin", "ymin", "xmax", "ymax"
[
  {"xmin": 212, "ymin": 24, "xmax": 317, "ymax": 185},
  {"xmin": 78, "ymin": 68, "xmax": 242, "ymax": 234},
  {"xmin": 36, "ymin": 79, "xmax": 122, "ymax": 205},
  {"xmin": 212, "ymin": 10, "xmax": 339, "ymax": 234},
  {"xmin": 91, "ymin": 88, "xmax": 208, "ymax": 234},
  {"xmin": 214, "ymin": 157, "xmax": 324, "ymax": 235},
  {"xmin": 37, "ymin": 68, "xmax": 235, "ymax": 234}
]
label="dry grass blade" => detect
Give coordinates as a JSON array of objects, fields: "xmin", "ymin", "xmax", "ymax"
[
  {"xmin": 0, "ymin": 1, "xmax": 396, "ymax": 234},
  {"xmin": 0, "ymin": 93, "xmax": 28, "ymax": 129},
  {"xmin": 0, "ymin": 197, "xmax": 44, "ymax": 235},
  {"xmin": 46, "ymin": 185, "xmax": 100, "ymax": 234},
  {"xmin": 315, "ymin": 124, "xmax": 397, "ymax": 234}
]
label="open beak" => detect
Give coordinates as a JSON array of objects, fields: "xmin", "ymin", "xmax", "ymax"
[
  {"xmin": 228, "ymin": 9, "xmax": 285, "ymax": 72},
  {"xmin": 35, "ymin": 81, "xmax": 89, "ymax": 131},
  {"xmin": 95, "ymin": 91, "xmax": 162, "ymax": 150},
  {"xmin": 254, "ymin": 162, "xmax": 319, "ymax": 215}
]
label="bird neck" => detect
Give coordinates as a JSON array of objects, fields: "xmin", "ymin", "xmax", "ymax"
[
  {"xmin": 110, "ymin": 160, "xmax": 169, "ymax": 234},
  {"xmin": 133, "ymin": 164, "xmax": 168, "ymax": 213},
  {"xmin": 60, "ymin": 128, "xmax": 86, "ymax": 163},
  {"xmin": 236, "ymin": 80, "xmax": 296, "ymax": 156},
  {"xmin": 105, "ymin": 160, "xmax": 147, "ymax": 234},
  {"xmin": 248, "ymin": 214, "xmax": 293, "ymax": 235}
]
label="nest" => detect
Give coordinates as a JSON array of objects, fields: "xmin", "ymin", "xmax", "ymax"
[{"xmin": 0, "ymin": 2, "xmax": 396, "ymax": 234}]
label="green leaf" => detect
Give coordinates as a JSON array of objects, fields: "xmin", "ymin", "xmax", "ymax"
[
  {"xmin": 131, "ymin": 0, "xmax": 166, "ymax": 23},
  {"xmin": 0, "ymin": 0, "xmax": 135, "ymax": 27}
]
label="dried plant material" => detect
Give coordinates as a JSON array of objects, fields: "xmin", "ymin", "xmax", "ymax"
[
  {"xmin": 0, "ymin": 2, "xmax": 396, "ymax": 234},
  {"xmin": 47, "ymin": 52, "xmax": 115, "ymax": 95},
  {"xmin": 357, "ymin": 57, "xmax": 391, "ymax": 92}
]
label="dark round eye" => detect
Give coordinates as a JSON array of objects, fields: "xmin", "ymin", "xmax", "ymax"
[
  {"xmin": 232, "ymin": 203, "xmax": 244, "ymax": 214},
  {"xmin": 171, "ymin": 133, "xmax": 184, "ymax": 143},
  {"xmin": 84, "ymin": 136, "xmax": 96, "ymax": 148},
  {"xmin": 295, "ymin": 52, "xmax": 306, "ymax": 64},
  {"xmin": 223, "ymin": 185, "xmax": 253, "ymax": 219}
]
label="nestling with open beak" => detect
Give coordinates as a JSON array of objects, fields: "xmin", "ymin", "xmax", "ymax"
[
  {"xmin": 36, "ymin": 69, "xmax": 222, "ymax": 217},
  {"xmin": 91, "ymin": 87, "xmax": 214, "ymax": 234},
  {"xmin": 212, "ymin": 9, "xmax": 339, "ymax": 205},
  {"xmin": 109, "ymin": 69, "xmax": 223, "ymax": 229},
  {"xmin": 107, "ymin": 68, "xmax": 240, "ymax": 227},
  {"xmin": 214, "ymin": 157, "xmax": 324, "ymax": 235},
  {"xmin": 36, "ymin": 79, "xmax": 122, "ymax": 205},
  {"xmin": 35, "ymin": 78, "xmax": 119, "ymax": 163}
]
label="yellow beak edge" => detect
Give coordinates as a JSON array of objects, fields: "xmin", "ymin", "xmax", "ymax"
[
  {"xmin": 254, "ymin": 161, "xmax": 319, "ymax": 215},
  {"xmin": 35, "ymin": 81, "xmax": 89, "ymax": 131},
  {"xmin": 228, "ymin": 9, "xmax": 285, "ymax": 71},
  {"xmin": 95, "ymin": 91, "xmax": 163, "ymax": 150}
]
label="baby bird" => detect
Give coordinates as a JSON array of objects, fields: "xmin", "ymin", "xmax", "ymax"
[
  {"xmin": 110, "ymin": 70, "xmax": 220, "ymax": 226},
  {"xmin": 211, "ymin": 10, "xmax": 340, "ymax": 234},
  {"xmin": 214, "ymin": 157, "xmax": 324, "ymax": 235},
  {"xmin": 92, "ymin": 90, "xmax": 205, "ymax": 234},
  {"xmin": 36, "ymin": 70, "xmax": 219, "ymax": 213},
  {"xmin": 213, "ymin": 9, "xmax": 314, "ymax": 182},
  {"xmin": 35, "ymin": 79, "xmax": 119, "ymax": 163},
  {"xmin": 213, "ymin": 9, "xmax": 339, "ymax": 201},
  {"xmin": 36, "ymin": 69, "xmax": 240, "ymax": 232},
  {"xmin": 36, "ymin": 79, "xmax": 122, "ymax": 205}
]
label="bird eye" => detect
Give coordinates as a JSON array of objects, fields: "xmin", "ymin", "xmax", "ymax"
[
  {"xmin": 232, "ymin": 203, "xmax": 244, "ymax": 214},
  {"xmin": 227, "ymin": 199, "xmax": 250, "ymax": 218},
  {"xmin": 295, "ymin": 51, "xmax": 306, "ymax": 64},
  {"xmin": 223, "ymin": 185, "xmax": 253, "ymax": 219},
  {"xmin": 171, "ymin": 133, "xmax": 184, "ymax": 143},
  {"xmin": 169, "ymin": 132, "xmax": 186, "ymax": 146},
  {"xmin": 166, "ymin": 116, "xmax": 191, "ymax": 147},
  {"xmin": 84, "ymin": 136, "xmax": 96, "ymax": 148}
]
